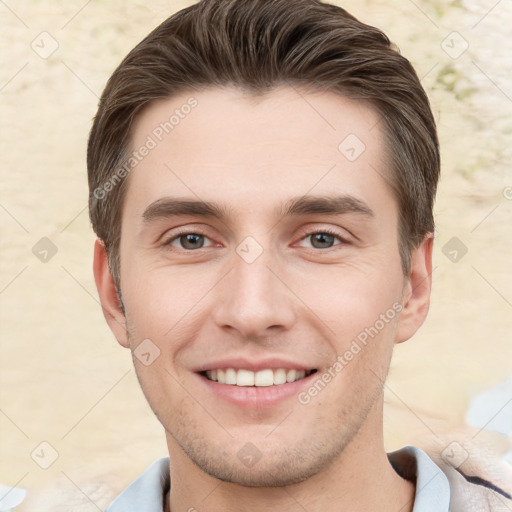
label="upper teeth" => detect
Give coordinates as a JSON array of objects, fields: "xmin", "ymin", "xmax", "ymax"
[{"xmin": 205, "ymin": 368, "xmax": 309, "ymax": 386}]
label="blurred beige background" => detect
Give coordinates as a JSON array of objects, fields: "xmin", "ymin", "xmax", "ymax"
[{"xmin": 1, "ymin": 0, "xmax": 511, "ymax": 509}]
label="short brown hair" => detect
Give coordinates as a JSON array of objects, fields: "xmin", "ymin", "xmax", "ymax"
[{"xmin": 87, "ymin": 0, "xmax": 440, "ymax": 289}]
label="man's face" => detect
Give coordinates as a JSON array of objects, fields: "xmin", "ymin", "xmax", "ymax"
[{"xmin": 107, "ymin": 86, "xmax": 420, "ymax": 485}]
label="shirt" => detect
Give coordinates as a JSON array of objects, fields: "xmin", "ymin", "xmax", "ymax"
[{"xmin": 105, "ymin": 445, "xmax": 452, "ymax": 511}]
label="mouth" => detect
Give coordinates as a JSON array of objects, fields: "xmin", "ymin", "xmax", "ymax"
[{"xmin": 200, "ymin": 368, "xmax": 318, "ymax": 387}]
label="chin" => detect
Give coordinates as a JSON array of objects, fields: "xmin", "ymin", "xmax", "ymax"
[{"xmin": 184, "ymin": 440, "xmax": 341, "ymax": 488}]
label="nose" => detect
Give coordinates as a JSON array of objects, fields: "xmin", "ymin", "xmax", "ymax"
[{"xmin": 211, "ymin": 245, "xmax": 297, "ymax": 340}]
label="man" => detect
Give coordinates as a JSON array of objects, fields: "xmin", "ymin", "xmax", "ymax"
[{"xmin": 87, "ymin": 0, "xmax": 512, "ymax": 510}]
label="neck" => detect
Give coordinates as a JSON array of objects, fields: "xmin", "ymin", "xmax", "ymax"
[{"xmin": 164, "ymin": 400, "xmax": 415, "ymax": 512}]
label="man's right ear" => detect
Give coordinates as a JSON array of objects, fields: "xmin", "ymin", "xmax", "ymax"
[{"xmin": 93, "ymin": 238, "xmax": 129, "ymax": 348}]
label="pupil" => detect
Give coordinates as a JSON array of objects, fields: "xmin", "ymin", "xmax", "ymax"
[
  {"xmin": 312, "ymin": 233, "xmax": 334, "ymax": 248},
  {"xmin": 181, "ymin": 234, "xmax": 203, "ymax": 249}
]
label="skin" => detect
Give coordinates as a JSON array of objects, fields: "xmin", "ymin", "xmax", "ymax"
[{"xmin": 94, "ymin": 86, "xmax": 433, "ymax": 512}]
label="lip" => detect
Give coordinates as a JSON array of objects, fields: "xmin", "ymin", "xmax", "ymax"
[
  {"xmin": 194, "ymin": 369, "xmax": 318, "ymax": 409},
  {"xmin": 193, "ymin": 357, "xmax": 316, "ymax": 373}
]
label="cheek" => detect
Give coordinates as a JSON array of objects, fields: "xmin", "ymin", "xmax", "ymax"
[
  {"xmin": 311, "ymin": 317, "xmax": 397, "ymax": 412},
  {"xmin": 122, "ymin": 262, "xmax": 214, "ymax": 339},
  {"xmin": 286, "ymin": 260, "xmax": 404, "ymax": 338},
  {"xmin": 130, "ymin": 351, "xmax": 195, "ymax": 435}
]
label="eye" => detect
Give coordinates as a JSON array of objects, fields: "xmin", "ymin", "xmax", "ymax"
[
  {"xmin": 298, "ymin": 230, "xmax": 347, "ymax": 249},
  {"xmin": 165, "ymin": 232, "xmax": 214, "ymax": 250}
]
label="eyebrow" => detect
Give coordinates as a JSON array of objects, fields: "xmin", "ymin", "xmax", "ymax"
[
  {"xmin": 278, "ymin": 195, "xmax": 374, "ymax": 218},
  {"xmin": 141, "ymin": 194, "xmax": 374, "ymax": 223},
  {"xmin": 142, "ymin": 197, "xmax": 232, "ymax": 224}
]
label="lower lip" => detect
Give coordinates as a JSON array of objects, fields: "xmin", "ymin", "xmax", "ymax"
[{"xmin": 196, "ymin": 372, "xmax": 317, "ymax": 409}]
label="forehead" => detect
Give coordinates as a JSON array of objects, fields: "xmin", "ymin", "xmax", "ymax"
[{"xmin": 123, "ymin": 86, "xmax": 393, "ymax": 219}]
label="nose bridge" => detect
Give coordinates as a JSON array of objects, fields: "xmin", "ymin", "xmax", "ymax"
[
  {"xmin": 212, "ymin": 240, "xmax": 295, "ymax": 337},
  {"xmin": 233, "ymin": 249, "xmax": 275, "ymax": 305}
]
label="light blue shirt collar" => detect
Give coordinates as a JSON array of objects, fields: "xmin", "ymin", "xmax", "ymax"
[
  {"xmin": 105, "ymin": 457, "xmax": 169, "ymax": 511},
  {"xmin": 388, "ymin": 445, "xmax": 451, "ymax": 511}
]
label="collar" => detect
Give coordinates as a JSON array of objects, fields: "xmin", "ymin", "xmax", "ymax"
[{"xmin": 388, "ymin": 445, "xmax": 451, "ymax": 511}]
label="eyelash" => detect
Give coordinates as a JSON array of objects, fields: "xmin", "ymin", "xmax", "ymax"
[
  {"xmin": 162, "ymin": 227, "xmax": 349, "ymax": 250},
  {"xmin": 297, "ymin": 228, "xmax": 348, "ymax": 249},
  {"xmin": 163, "ymin": 229, "xmax": 214, "ymax": 249}
]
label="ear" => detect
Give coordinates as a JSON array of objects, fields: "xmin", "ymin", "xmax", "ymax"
[
  {"xmin": 395, "ymin": 234, "xmax": 433, "ymax": 344},
  {"xmin": 93, "ymin": 238, "xmax": 129, "ymax": 348}
]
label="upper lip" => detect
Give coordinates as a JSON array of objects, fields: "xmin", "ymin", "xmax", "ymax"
[{"xmin": 194, "ymin": 357, "xmax": 317, "ymax": 373}]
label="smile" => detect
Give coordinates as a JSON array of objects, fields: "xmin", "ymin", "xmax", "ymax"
[{"xmin": 202, "ymin": 368, "xmax": 317, "ymax": 387}]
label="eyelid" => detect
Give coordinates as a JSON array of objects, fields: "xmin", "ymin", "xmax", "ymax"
[
  {"xmin": 161, "ymin": 227, "xmax": 216, "ymax": 249},
  {"xmin": 295, "ymin": 226, "xmax": 351, "ymax": 246}
]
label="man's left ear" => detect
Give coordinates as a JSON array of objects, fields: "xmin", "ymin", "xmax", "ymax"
[{"xmin": 395, "ymin": 234, "xmax": 433, "ymax": 344}]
